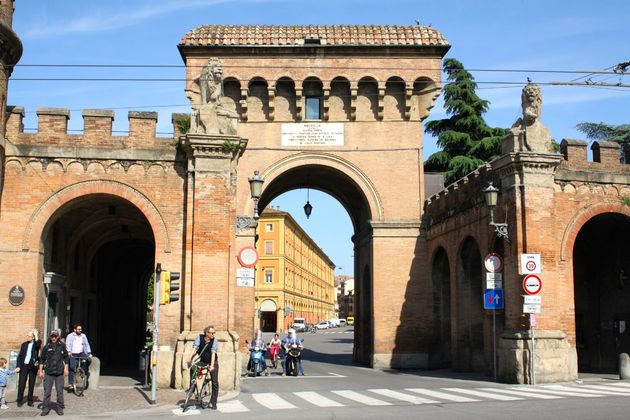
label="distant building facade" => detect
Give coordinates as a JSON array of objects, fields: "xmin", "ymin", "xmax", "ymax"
[
  {"xmin": 255, "ymin": 208, "xmax": 335, "ymax": 333},
  {"xmin": 335, "ymin": 275, "xmax": 355, "ymax": 320}
]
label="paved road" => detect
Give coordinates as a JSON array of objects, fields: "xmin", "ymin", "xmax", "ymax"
[
  {"xmin": 164, "ymin": 327, "xmax": 630, "ymax": 419},
  {"xmin": 4, "ymin": 327, "xmax": 630, "ymax": 419}
]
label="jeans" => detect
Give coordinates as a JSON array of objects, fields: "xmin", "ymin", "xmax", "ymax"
[
  {"xmin": 284, "ymin": 355, "xmax": 304, "ymax": 375},
  {"xmin": 0, "ymin": 386, "xmax": 6, "ymax": 406},
  {"xmin": 69, "ymin": 353, "xmax": 89, "ymax": 385},
  {"xmin": 42, "ymin": 374, "xmax": 64, "ymax": 410}
]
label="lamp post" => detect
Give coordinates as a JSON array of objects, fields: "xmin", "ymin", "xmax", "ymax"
[
  {"xmin": 248, "ymin": 170, "xmax": 264, "ymax": 219},
  {"xmin": 483, "ymin": 182, "xmax": 509, "ymax": 242}
]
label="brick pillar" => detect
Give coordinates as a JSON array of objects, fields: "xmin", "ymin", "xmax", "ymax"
[{"xmin": 178, "ymin": 133, "xmax": 248, "ymax": 391}]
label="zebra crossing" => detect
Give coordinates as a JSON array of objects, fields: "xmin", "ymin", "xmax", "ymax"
[{"xmin": 173, "ymin": 382, "xmax": 630, "ymax": 415}]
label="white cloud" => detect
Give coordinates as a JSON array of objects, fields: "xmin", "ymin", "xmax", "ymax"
[{"xmin": 22, "ymin": 0, "xmax": 263, "ymax": 38}]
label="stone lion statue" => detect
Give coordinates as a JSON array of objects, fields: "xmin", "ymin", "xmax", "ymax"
[
  {"xmin": 185, "ymin": 58, "xmax": 238, "ymax": 135},
  {"xmin": 502, "ymin": 82, "xmax": 552, "ymax": 154}
]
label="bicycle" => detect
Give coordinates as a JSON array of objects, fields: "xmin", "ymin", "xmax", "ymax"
[
  {"xmin": 182, "ymin": 363, "xmax": 212, "ymax": 412},
  {"xmin": 72, "ymin": 356, "xmax": 89, "ymax": 396}
]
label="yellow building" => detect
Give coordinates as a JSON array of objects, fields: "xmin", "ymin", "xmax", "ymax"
[{"xmin": 255, "ymin": 207, "xmax": 335, "ymax": 333}]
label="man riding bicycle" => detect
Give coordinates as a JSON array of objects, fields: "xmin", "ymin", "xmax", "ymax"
[
  {"xmin": 186, "ymin": 325, "xmax": 218, "ymax": 410},
  {"xmin": 65, "ymin": 324, "xmax": 92, "ymax": 392}
]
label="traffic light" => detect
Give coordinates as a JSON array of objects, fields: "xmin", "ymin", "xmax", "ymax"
[
  {"xmin": 168, "ymin": 271, "xmax": 180, "ymax": 303},
  {"xmin": 160, "ymin": 271, "xmax": 180, "ymax": 305}
]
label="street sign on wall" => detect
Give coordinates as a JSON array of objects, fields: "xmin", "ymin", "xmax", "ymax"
[
  {"xmin": 523, "ymin": 304, "xmax": 541, "ymax": 314},
  {"xmin": 484, "ymin": 289, "xmax": 504, "ymax": 309},
  {"xmin": 484, "ymin": 253, "xmax": 503, "ymax": 273},
  {"xmin": 486, "ymin": 272, "xmax": 503, "ymax": 290},
  {"xmin": 523, "ymin": 274, "xmax": 542, "ymax": 295},
  {"xmin": 520, "ymin": 253, "xmax": 542, "ymax": 275}
]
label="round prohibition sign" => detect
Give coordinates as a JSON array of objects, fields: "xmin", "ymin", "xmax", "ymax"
[
  {"xmin": 484, "ymin": 253, "xmax": 503, "ymax": 273},
  {"xmin": 525, "ymin": 260, "xmax": 537, "ymax": 272},
  {"xmin": 237, "ymin": 246, "xmax": 259, "ymax": 268},
  {"xmin": 523, "ymin": 274, "xmax": 542, "ymax": 295}
]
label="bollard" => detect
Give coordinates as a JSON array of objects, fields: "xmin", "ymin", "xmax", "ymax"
[{"xmin": 620, "ymin": 353, "xmax": 630, "ymax": 380}]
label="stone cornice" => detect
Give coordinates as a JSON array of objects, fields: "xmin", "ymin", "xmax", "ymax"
[
  {"xmin": 182, "ymin": 133, "xmax": 247, "ymax": 161},
  {"xmin": 5, "ymin": 143, "xmax": 179, "ymax": 161},
  {"xmin": 492, "ymin": 152, "xmax": 563, "ymax": 179}
]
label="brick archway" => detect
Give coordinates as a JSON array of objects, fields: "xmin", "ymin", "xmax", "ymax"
[
  {"xmin": 560, "ymin": 201, "xmax": 630, "ymax": 262},
  {"xmin": 22, "ymin": 179, "xmax": 170, "ymax": 253}
]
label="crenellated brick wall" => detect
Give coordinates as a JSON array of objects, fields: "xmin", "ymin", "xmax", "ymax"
[{"xmin": 6, "ymin": 106, "xmax": 188, "ymax": 149}]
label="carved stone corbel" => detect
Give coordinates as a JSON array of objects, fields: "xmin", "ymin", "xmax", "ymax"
[
  {"xmin": 377, "ymin": 87, "xmax": 385, "ymax": 120},
  {"xmin": 350, "ymin": 87, "xmax": 358, "ymax": 121},
  {"xmin": 322, "ymin": 87, "xmax": 330, "ymax": 121},
  {"xmin": 404, "ymin": 85, "xmax": 413, "ymax": 120},
  {"xmin": 240, "ymin": 88, "xmax": 249, "ymax": 122},
  {"xmin": 295, "ymin": 88, "xmax": 303, "ymax": 121},
  {"xmin": 267, "ymin": 87, "xmax": 276, "ymax": 121}
]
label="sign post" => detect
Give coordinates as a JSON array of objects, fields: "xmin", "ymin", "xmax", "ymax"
[
  {"xmin": 522, "ymin": 274, "xmax": 543, "ymax": 385},
  {"xmin": 151, "ymin": 263, "xmax": 161, "ymax": 404},
  {"xmin": 484, "ymin": 253, "xmax": 504, "ymax": 382}
]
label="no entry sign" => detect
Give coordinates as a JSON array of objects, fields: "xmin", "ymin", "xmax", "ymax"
[{"xmin": 523, "ymin": 274, "xmax": 542, "ymax": 295}]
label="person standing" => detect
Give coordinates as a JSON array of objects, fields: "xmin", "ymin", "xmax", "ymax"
[
  {"xmin": 186, "ymin": 325, "xmax": 218, "ymax": 410},
  {"xmin": 0, "ymin": 357, "xmax": 20, "ymax": 409},
  {"xmin": 65, "ymin": 324, "xmax": 92, "ymax": 391},
  {"xmin": 38, "ymin": 330, "xmax": 68, "ymax": 416},
  {"xmin": 16, "ymin": 329, "xmax": 41, "ymax": 407}
]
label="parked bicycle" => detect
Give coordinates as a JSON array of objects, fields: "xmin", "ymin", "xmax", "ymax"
[
  {"xmin": 72, "ymin": 356, "xmax": 89, "ymax": 396},
  {"xmin": 183, "ymin": 363, "xmax": 212, "ymax": 412}
]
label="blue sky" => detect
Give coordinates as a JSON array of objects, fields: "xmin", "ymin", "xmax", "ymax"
[{"xmin": 9, "ymin": 0, "xmax": 629, "ymax": 275}]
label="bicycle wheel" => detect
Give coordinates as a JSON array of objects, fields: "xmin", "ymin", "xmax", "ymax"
[
  {"xmin": 182, "ymin": 380, "xmax": 197, "ymax": 412},
  {"xmin": 73, "ymin": 366, "xmax": 86, "ymax": 396},
  {"xmin": 199, "ymin": 379, "xmax": 211, "ymax": 409}
]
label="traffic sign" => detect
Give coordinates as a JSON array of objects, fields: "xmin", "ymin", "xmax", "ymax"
[
  {"xmin": 520, "ymin": 253, "xmax": 542, "ymax": 274},
  {"xmin": 484, "ymin": 253, "xmax": 503, "ymax": 273},
  {"xmin": 484, "ymin": 289, "xmax": 504, "ymax": 309},
  {"xmin": 523, "ymin": 274, "xmax": 542, "ymax": 295},
  {"xmin": 523, "ymin": 295, "xmax": 541, "ymax": 305},
  {"xmin": 523, "ymin": 303, "xmax": 541, "ymax": 314},
  {"xmin": 237, "ymin": 246, "xmax": 259, "ymax": 268},
  {"xmin": 486, "ymin": 272, "xmax": 503, "ymax": 290}
]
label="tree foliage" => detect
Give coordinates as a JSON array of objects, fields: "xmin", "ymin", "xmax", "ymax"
[
  {"xmin": 576, "ymin": 122, "xmax": 630, "ymax": 144},
  {"xmin": 424, "ymin": 58, "xmax": 508, "ymax": 185},
  {"xmin": 577, "ymin": 122, "xmax": 630, "ymax": 163}
]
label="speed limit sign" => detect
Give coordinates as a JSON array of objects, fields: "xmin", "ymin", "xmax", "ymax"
[{"xmin": 520, "ymin": 253, "xmax": 541, "ymax": 274}]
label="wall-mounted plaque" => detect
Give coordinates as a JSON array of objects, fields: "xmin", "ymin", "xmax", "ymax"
[
  {"xmin": 281, "ymin": 123, "xmax": 344, "ymax": 146},
  {"xmin": 9, "ymin": 285, "xmax": 25, "ymax": 306}
]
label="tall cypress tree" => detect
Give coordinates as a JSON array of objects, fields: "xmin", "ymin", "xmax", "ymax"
[{"xmin": 424, "ymin": 58, "xmax": 508, "ymax": 185}]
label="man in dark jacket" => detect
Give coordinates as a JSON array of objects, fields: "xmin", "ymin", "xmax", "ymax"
[
  {"xmin": 16, "ymin": 329, "xmax": 41, "ymax": 407},
  {"xmin": 38, "ymin": 330, "xmax": 68, "ymax": 416}
]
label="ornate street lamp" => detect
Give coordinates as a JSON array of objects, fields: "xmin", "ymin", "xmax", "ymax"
[
  {"xmin": 303, "ymin": 174, "xmax": 313, "ymax": 219},
  {"xmin": 248, "ymin": 170, "xmax": 264, "ymax": 219},
  {"xmin": 483, "ymin": 182, "xmax": 509, "ymax": 242}
]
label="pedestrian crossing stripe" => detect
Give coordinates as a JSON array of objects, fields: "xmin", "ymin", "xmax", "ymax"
[{"xmin": 173, "ymin": 383, "xmax": 630, "ymax": 415}]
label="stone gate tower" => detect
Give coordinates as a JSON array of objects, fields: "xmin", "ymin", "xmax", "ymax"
[{"xmin": 0, "ymin": 0, "xmax": 22, "ymax": 206}]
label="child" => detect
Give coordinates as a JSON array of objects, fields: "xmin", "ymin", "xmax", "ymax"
[{"xmin": 0, "ymin": 357, "xmax": 20, "ymax": 409}]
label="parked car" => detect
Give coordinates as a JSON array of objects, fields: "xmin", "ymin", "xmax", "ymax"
[
  {"xmin": 328, "ymin": 319, "xmax": 340, "ymax": 328},
  {"xmin": 338, "ymin": 318, "xmax": 347, "ymax": 327},
  {"xmin": 315, "ymin": 321, "xmax": 330, "ymax": 330}
]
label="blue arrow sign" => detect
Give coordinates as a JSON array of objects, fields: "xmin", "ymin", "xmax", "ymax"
[{"xmin": 484, "ymin": 289, "xmax": 504, "ymax": 309}]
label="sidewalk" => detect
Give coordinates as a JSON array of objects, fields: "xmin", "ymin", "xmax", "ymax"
[{"xmin": 0, "ymin": 374, "xmax": 239, "ymax": 418}]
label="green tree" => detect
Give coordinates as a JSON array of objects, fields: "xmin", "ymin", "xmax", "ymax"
[
  {"xmin": 424, "ymin": 58, "xmax": 508, "ymax": 185},
  {"xmin": 576, "ymin": 122, "xmax": 630, "ymax": 163}
]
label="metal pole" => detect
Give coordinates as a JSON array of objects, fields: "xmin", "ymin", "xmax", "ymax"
[
  {"xmin": 151, "ymin": 263, "xmax": 161, "ymax": 404},
  {"xmin": 530, "ymin": 324, "xmax": 536, "ymax": 385},
  {"xmin": 531, "ymin": 323, "xmax": 536, "ymax": 385},
  {"xmin": 493, "ymin": 308, "xmax": 497, "ymax": 381}
]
